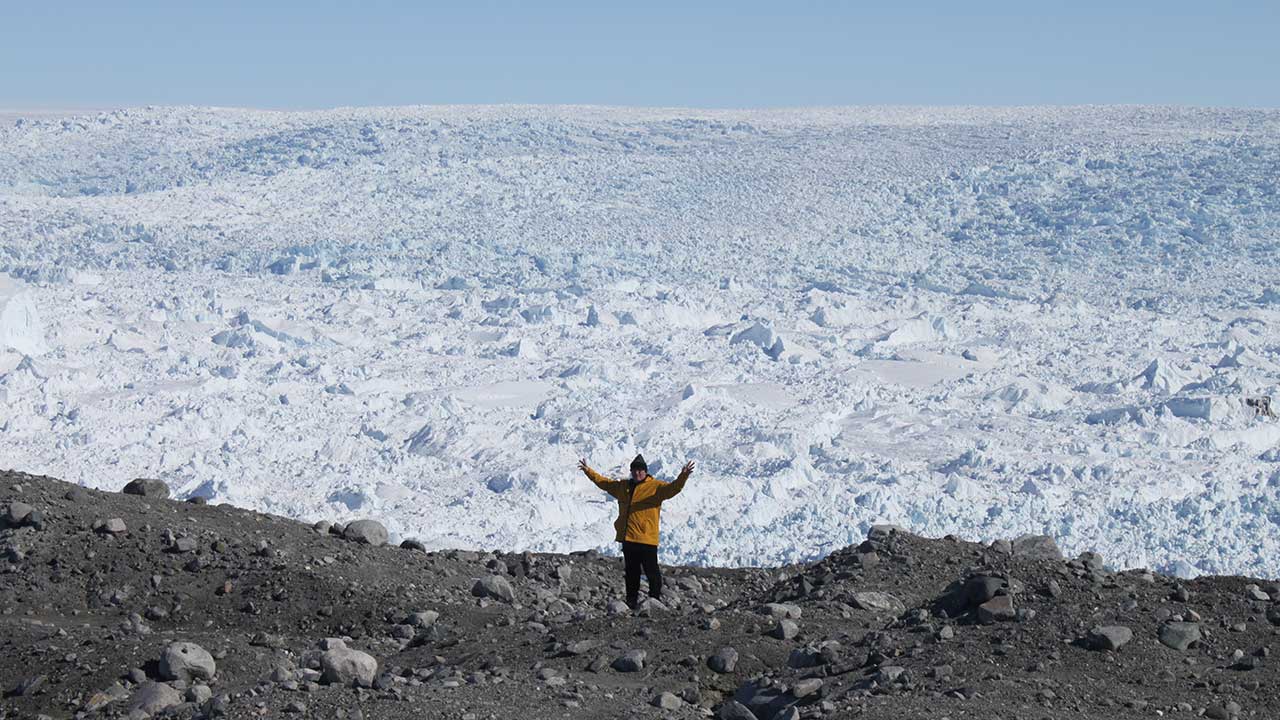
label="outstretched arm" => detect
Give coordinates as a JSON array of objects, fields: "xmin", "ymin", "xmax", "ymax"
[
  {"xmin": 579, "ymin": 458, "xmax": 621, "ymax": 497},
  {"xmin": 656, "ymin": 460, "xmax": 695, "ymax": 500}
]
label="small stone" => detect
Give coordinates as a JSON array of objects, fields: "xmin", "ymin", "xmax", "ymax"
[
  {"xmin": 159, "ymin": 641, "xmax": 217, "ymax": 682},
  {"xmin": 406, "ymin": 610, "xmax": 439, "ymax": 628},
  {"xmin": 791, "ymin": 678, "xmax": 823, "ymax": 698},
  {"xmin": 761, "ymin": 602, "xmax": 802, "ymax": 619},
  {"xmin": 1245, "ymin": 584, "xmax": 1270, "ymax": 601},
  {"xmin": 123, "ymin": 478, "xmax": 170, "ymax": 498},
  {"xmin": 285, "ymin": 700, "xmax": 307, "ymax": 713},
  {"xmin": 127, "ymin": 682, "xmax": 183, "ymax": 715},
  {"xmin": 769, "ymin": 619, "xmax": 800, "ymax": 640},
  {"xmin": 400, "ymin": 538, "xmax": 427, "ymax": 551},
  {"xmin": 851, "ymin": 591, "xmax": 905, "ymax": 615},
  {"xmin": 716, "ymin": 700, "xmax": 757, "ymax": 720},
  {"xmin": 708, "ymin": 647, "xmax": 739, "ymax": 674},
  {"xmin": 96, "ymin": 518, "xmax": 127, "ymax": 535},
  {"xmin": 1158, "ymin": 622, "xmax": 1201, "ymax": 651},
  {"xmin": 651, "ymin": 692, "xmax": 683, "ymax": 710},
  {"xmin": 611, "ymin": 649, "xmax": 646, "ymax": 672},
  {"xmin": 342, "ymin": 519, "xmax": 388, "ymax": 546},
  {"xmin": 563, "ymin": 639, "xmax": 598, "ymax": 656},
  {"xmin": 187, "ymin": 684, "xmax": 212, "ymax": 704}
]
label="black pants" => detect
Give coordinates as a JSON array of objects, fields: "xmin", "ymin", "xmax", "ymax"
[{"xmin": 622, "ymin": 541, "xmax": 662, "ymax": 606}]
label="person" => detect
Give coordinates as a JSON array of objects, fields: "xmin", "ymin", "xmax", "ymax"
[{"xmin": 579, "ymin": 453, "xmax": 694, "ymax": 608}]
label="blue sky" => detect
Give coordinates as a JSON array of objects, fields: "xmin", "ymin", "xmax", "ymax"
[{"xmin": 3, "ymin": 1, "xmax": 1277, "ymax": 109}]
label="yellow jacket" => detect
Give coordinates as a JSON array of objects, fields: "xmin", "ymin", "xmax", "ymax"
[{"xmin": 583, "ymin": 466, "xmax": 690, "ymax": 545}]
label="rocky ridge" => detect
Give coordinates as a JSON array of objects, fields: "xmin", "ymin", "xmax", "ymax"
[{"xmin": 1, "ymin": 469, "xmax": 1278, "ymax": 719}]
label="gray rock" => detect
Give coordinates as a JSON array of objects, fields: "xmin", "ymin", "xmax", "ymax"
[
  {"xmin": 3, "ymin": 501, "xmax": 34, "ymax": 527},
  {"xmin": 876, "ymin": 666, "xmax": 907, "ymax": 683},
  {"xmin": 708, "ymin": 646, "xmax": 739, "ymax": 673},
  {"xmin": 1078, "ymin": 551, "xmax": 1106, "ymax": 571},
  {"xmin": 611, "ymin": 649, "xmax": 646, "ymax": 672},
  {"xmin": 851, "ymin": 591, "xmax": 905, "ymax": 615},
  {"xmin": 977, "ymin": 595, "xmax": 1016, "ymax": 623},
  {"xmin": 966, "ymin": 575, "xmax": 1007, "ymax": 605},
  {"xmin": 868, "ymin": 524, "xmax": 905, "ymax": 540},
  {"xmin": 760, "ymin": 602, "xmax": 802, "ymax": 620},
  {"xmin": 400, "ymin": 538, "xmax": 427, "ymax": 551},
  {"xmin": 563, "ymin": 639, "xmax": 598, "ymax": 656},
  {"xmin": 471, "ymin": 575, "xmax": 516, "ymax": 603},
  {"xmin": 790, "ymin": 678, "xmax": 823, "ymax": 698},
  {"xmin": 1086, "ymin": 625, "xmax": 1133, "ymax": 651},
  {"xmin": 1245, "ymin": 584, "xmax": 1270, "ymax": 601},
  {"xmin": 606, "ymin": 599, "xmax": 630, "ymax": 615},
  {"xmin": 406, "ymin": 610, "xmax": 439, "ymax": 628},
  {"xmin": 769, "ymin": 619, "xmax": 800, "ymax": 640},
  {"xmin": 1012, "ymin": 534, "xmax": 1063, "ymax": 560},
  {"xmin": 159, "ymin": 642, "xmax": 216, "ymax": 682},
  {"xmin": 716, "ymin": 700, "xmax": 757, "ymax": 720},
  {"xmin": 342, "ymin": 519, "xmax": 388, "ymax": 546},
  {"xmin": 320, "ymin": 644, "xmax": 378, "ymax": 687},
  {"xmin": 95, "ymin": 518, "xmax": 127, "ymax": 535},
  {"xmin": 123, "ymin": 478, "xmax": 170, "ymax": 499},
  {"xmin": 128, "ymin": 682, "xmax": 183, "ymax": 715},
  {"xmin": 651, "ymin": 692, "xmax": 683, "ymax": 709},
  {"xmin": 1158, "ymin": 622, "xmax": 1201, "ymax": 651},
  {"xmin": 187, "ymin": 684, "xmax": 213, "ymax": 704}
]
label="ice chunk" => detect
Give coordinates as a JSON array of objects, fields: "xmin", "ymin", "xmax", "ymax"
[
  {"xmin": 0, "ymin": 277, "xmax": 48, "ymax": 356},
  {"xmin": 876, "ymin": 314, "xmax": 956, "ymax": 347},
  {"xmin": 985, "ymin": 378, "xmax": 1073, "ymax": 415},
  {"xmin": 731, "ymin": 322, "xmax": 784, "ymax": 360},
  {"xmin": 1134, "ymin": 358, "xmax": 1198, "ymax": 395}
]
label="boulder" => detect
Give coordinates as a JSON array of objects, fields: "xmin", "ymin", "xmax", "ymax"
[
  {"xmin": 159, "ymin": 642, "xmax": 216, "ymax": 682},
  {"xmin": 400, "ymin": 538, "xmax": 427, "ymax": 551},
  {"xmin": 471, "ymin": 575, "xmax": 516, "ymax": 603},
  {"xmin": 1158, "ymin": 622, "xmax": 1201, "ymax": 651},
  {"xmin": 123, "ymin": 478, "xmax": 170, "ymax": 498},
  {"xmin": 342, "ymin": 519, "xmax": 388, "ymax": 546},
  {"xmin": 320, "ymin": 644, "xmax": 378, "ymax": 687},
  {"xmin": 1012, "ymin": 534, "xmax": 1063, "ymax": 560},
  {"xmin": 1085, "ymin": 625, "xmax": 1133, "ymax": 652},
  {"xmin": 977, "ymin": 595, "xmax": 1016, "ymax": 624},
  {"xmin": 3, "ymin": 501, "xmax": 34, "ymax": 527}
]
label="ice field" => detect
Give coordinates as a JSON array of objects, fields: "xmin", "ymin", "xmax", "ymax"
[{"xmin": 2, "ymin": 105, "xmax": 1280, "ymax": 576}]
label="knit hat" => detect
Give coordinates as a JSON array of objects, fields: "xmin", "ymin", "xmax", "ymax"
[{"xmin": 629, "ymin": 454, "xmax": 647, "ymax": 472}]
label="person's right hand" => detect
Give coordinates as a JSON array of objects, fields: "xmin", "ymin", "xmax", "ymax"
[{"xmin": 578, "ymin": 458, "xmax": 590, "ymax": 474}]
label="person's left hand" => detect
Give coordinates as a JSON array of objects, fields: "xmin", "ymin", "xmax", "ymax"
[{"xmin": 682, "ymin": 460, "xmax": 695, "ymax": 475}]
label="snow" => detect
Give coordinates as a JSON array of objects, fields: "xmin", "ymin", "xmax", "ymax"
[{"xmin": 3, "ymin": 105, "xmax": 1280, "ymax": 577}]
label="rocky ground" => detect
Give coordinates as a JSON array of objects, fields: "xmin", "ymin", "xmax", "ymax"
[{"xmin": 1, "ymin": 469, "xmax": 1278, "ymax": 720}]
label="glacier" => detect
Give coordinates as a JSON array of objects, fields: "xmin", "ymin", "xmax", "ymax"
[{"xmin": 2, "ymin": 104, "xmax": 1280, "ymax": 577}]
